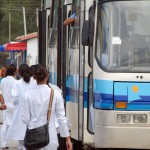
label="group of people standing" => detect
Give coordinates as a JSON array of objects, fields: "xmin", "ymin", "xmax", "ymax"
[{"xmin": 0, "ymin": 63, "xmax": 72, "ymax": 150}]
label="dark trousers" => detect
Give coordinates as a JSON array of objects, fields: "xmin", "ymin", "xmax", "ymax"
[{"xmin": 57, "ymin": 134, "xmax": 67, "ymax": 150}]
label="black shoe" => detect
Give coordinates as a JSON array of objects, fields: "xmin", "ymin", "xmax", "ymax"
[{"xmin": 2, "ymin": 147, "xmax": 9, "ymax": 150}]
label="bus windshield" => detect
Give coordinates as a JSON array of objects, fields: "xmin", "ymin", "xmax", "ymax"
[{"xmin": 96, "ymin": 1, "xmax": 150, "ymax": 72}]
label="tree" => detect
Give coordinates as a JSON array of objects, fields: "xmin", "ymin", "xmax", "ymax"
[{"xmin": 0, "ymin": 0, "xmax": 41, "ymax": 44}]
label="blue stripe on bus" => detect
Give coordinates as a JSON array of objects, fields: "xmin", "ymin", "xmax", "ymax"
[
  {"xmin": 51, "ymin": 73, "xmax": 150, "ymax": 110},
  {"xmin": 94, "ymin": 79, "xmax": 113, "ymax": 94},
  {"xmin": 93, "ymin": 79, "xmax": 114, "ymax": 109},
  {"xmin": 93, "ymin": 80, "xmax": 150, "ymax": 110},
  {"xmin": 94, "ymin": 93, "xmax": 113, "ymax": 109},
  {"xmin": 114, "ymin": 95, "xmax": 150, "ymax": 102},
  {"xmin": 66, "ymin": 76, "xmax": 88, "ymax": 108},
  {"xmin": 66, "ymin": 87, "xmax": 88, "ymax": 108},
  {"xmin": 94, "ymin": 93, "xmax": 150, "ymax": 110},
  {"xmin": 66, "ymin": 75, "xmax": 79, "ymax": 89}
]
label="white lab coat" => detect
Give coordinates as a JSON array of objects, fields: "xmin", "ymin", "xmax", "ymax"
[
  {"xmin": 30, "ymin": 76, "xmax": 37, "ymax": 85},
  {"xmin": 49, "ymin": 83, "xmax": 63, "ymax": 131},
  {"xmin": 49, "ymin": 83, "xmax": 62, "ymax": 94},
  {"xmin": 21, "ymin": 84, "xmax": 69, "ymax": 150},
  {"xmin": 49, "ymin": 83, "xmax": 72, "ymax": 132},
  {"xmin": 6, "ymin": 78, "xmax": 36, "ymax": 140},
  {"xmin": 0, "ymin": 76, "xmax": 17, "ymax": 125}
]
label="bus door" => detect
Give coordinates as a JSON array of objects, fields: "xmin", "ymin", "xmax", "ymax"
[
  {"xmin": 62, "ymin": 2, "xmax": 72, "ymax": 102},
  {"xmin": 45, "ymin": 9, "xmax": 50, "ymax": 67},
  {"xmin": 65, "ymin": 0, "xmax": 81, "ymax": 141},
  {"xmin": 47, "ymin": 0, "xmax": 64, "ymax": 87},
  {"xmin": 47, "ymin": 0, "xmax": 58, "ymax": 85},
  {"xmin": 81, "ymin": 0, "xmax": 95, "ymax": 145},
  {"xmin": 38, "ymin": 0, "xmax": 51, "ymax": 65},
  {"xmin": 38, "ymin": 9, "xmax": 47, "ymax": 64}
]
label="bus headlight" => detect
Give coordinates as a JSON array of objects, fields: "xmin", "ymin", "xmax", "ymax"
[
  {"xmin": 133, "ymin": 114, "xmax": 147, "ymax": 123},
  {"xmin": 117, "ymin": 114, "xmax": 130, "ymax": 123}
]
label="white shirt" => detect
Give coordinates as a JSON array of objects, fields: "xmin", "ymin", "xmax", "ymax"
[
  {"xmin": 49, "ymin": 83, "xmax": 72, "ymax": 132},
  {"xmin": 21, "ymin": 84, "xmax": 69, "ymax": 149},
  {"xmin": 30, "ymin": 76, "xmax": 37, "ymax": 85},
  {"xmin": 0, "ymin": 76, "xmax": 17, "ymax": 125},
  {"xmin": 49, "ymin": 83, "xmax": 62, "ymax": 95},
  {"xmin": 6, "ymin": 78, "xmax": 36, "ymax": 140},
  {"xmin": 49, "ymin": 83, "xmax": 63, "ymax": 130}
]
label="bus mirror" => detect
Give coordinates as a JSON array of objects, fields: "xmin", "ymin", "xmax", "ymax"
[{"xmin": 82, "ymin": 20, "xmax": 94, "ymax": 46}]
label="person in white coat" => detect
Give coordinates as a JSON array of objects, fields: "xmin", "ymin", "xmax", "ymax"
[
  {"xmin": 48, "ymin": 82, "xmax": 72, "ymax": 150},
  {"xmin": 0, "ymin": 64, "xmax": 17, "ymax": 150},
  {"xmin": 6, "ymin": 64, "xmax": 36, "ymax": 150},
  {"xmin": 21, "ymin": 64, "xmax": 72, "ymax": 150},
  {"xmin": 48, "ymin": 83, "xmax": 64, "ymax": 132}
]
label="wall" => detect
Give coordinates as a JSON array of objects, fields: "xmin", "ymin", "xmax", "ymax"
[{"xmin": 27, "ymin": 38, "xmax": 38, "ymax": 66}]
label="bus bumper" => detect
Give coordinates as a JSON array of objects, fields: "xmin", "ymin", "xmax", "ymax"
[{"xmin": 95, "ymin": 110, "xmax": 150, "ymax": 149}]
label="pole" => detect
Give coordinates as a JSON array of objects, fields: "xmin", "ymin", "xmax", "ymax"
[
  {"xmin": 23, "ymin": 7, "xmax": 27, "ymax": 36},
  {"xmin": 8, "ymin": 12, "xmax": 11, "ymax": 61},
  {"xmin": 36, "ymin": 8, "xmax": 39, "ymax": 28},
  {"xmin": 23, "ymin": 7, "xmax": 27, "ymax": 64},
  {"xmin": 9, "ymin": 12, "xmax": 11, "ymax": 42}
]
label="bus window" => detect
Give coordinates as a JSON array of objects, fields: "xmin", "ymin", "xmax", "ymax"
[
  {"xmin": 96, "ymin": 1, "xmax": 150, "ymax": 72},
  {"xmin": 88, "ymin": 72, "xmax": 94, "ymax": 133},
  {"xmin": 87, "ymin": 3, "xmax": 96, "ymax": 134},
  {"xmin": 47, "ymin": 0, "xmax": 59, "ymax": 84}
]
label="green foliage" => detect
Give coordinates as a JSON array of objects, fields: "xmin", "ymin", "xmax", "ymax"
[
  {"xmin": 0, "ymin": 0, "xmax": 41, "ymax": 44},
  {"xmin": 0, "ymin": 52, "xmax": 9, "ymax": 68}
]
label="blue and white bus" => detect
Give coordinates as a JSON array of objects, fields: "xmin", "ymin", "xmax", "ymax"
[{"xmin": 40, "ymin": 0, "xmax": 150, "ymax": 149}]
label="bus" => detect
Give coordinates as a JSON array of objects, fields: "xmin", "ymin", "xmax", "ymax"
[{"xmin": 39, "ymin": 0, "xmax": 150, "ymax": 149}]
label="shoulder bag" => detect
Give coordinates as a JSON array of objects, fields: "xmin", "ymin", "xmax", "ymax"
[{"xmin": 24, "ymin": 88, "xmax": 54, "ymax": 150}]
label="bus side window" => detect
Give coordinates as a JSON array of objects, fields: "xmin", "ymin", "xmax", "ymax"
[
  {"xmin": 88, "ymin": 72, "xmax": 94, "ymax": 133},
  {"xmin": 87, "ymin": 2, "xmax": 96, "ymax": 134}
]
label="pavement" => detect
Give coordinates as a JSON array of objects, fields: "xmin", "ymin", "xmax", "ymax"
[{"xmin": 0, "ymin": 124, "xmax": 18, "ymax": 150}]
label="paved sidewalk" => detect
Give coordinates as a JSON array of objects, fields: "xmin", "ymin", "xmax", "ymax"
[{"xmin": 0, "ymin": 124, "xmax": 18, "ymax": 150}]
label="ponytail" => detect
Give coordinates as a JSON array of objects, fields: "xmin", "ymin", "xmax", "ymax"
[
  {"xmin": 19, "ymin": 64, "xmax": 31, "ymax": 83},
  {"xmin": 22, "ymin": 72, "xmax": 30, "ymax": 83}
]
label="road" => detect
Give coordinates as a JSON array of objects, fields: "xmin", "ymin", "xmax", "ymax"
[
  {"xmin": 0, "ymin": 124, "xmax": 18, "ymax": 150},
  {"xmin": 0, "ymin": 123, "xmax": 149, "ymax": 150}
]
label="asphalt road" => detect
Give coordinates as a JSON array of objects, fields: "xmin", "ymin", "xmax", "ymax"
[
  {"xmin": 0, "ymin": 124, "xmax": 149, "ymax": 150},
  {"xmin": 0, "ymin": 124, "xmax": 18, "ymax": 150}
]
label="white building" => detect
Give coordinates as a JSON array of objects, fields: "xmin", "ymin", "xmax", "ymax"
[{"xmin": 15, "ymin": 32, "xmax": 38, "ymax": 66}]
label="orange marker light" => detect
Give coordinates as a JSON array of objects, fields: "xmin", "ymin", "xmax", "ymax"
[{"xmin": 115, "ymin": 102, "xmax": 127, "ymax": 109}]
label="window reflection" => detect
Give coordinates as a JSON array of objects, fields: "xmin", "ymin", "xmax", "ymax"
[{"xmin": 96, "ymin": 1, "xmax": 150, "ymax": 72}]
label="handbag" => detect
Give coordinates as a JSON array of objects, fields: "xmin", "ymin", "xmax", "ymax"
[{"xmin": 24, "ymin": 88, "xmax": 54, "ymax": 150}]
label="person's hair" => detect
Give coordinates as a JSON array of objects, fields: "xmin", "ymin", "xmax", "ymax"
[
  {"xmin": 5, "ymin": 64, "xmax": 17, "ymax": 76},
  {"xmin": 1, "ymin": 66, "xmax": 6, "ymax": 78},
  {"xmin": 19, "ymin": 64, "xmax": 30, "ymax": 83},
  {"xmin": 39, "ymin": 63, "xmax": 46, "ymax": 67},
  {"xmin": 34, "ymin": 64, "xmax": 48, "ymax": 83},
  {"xmin": 29, "ymin": 65, "xmax": 36, "ymax": 76}
]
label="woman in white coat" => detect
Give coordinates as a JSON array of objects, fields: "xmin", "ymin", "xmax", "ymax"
[
  {"xmin": 7, "ymin": 64, "xmax": 36, "ymax": 150},
  {"xmin": 0, "ymin": 64, "xmax": 17, "ymax": 150},
  {"xmin": 21, "ymin": 64, "xmax": 72, "ymax": 150}
]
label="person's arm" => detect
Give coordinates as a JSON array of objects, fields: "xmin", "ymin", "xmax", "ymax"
[
  {"xmin": 0, "ymin": 94, "xmax": 7, "ymax": 110},
  {"xmin": 0, "ymin": 82, "xmax": 6, "ymax": 110},
  {"xmin": 66, "ymin": 136, "xmax": 72, "ymax": 150}
]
